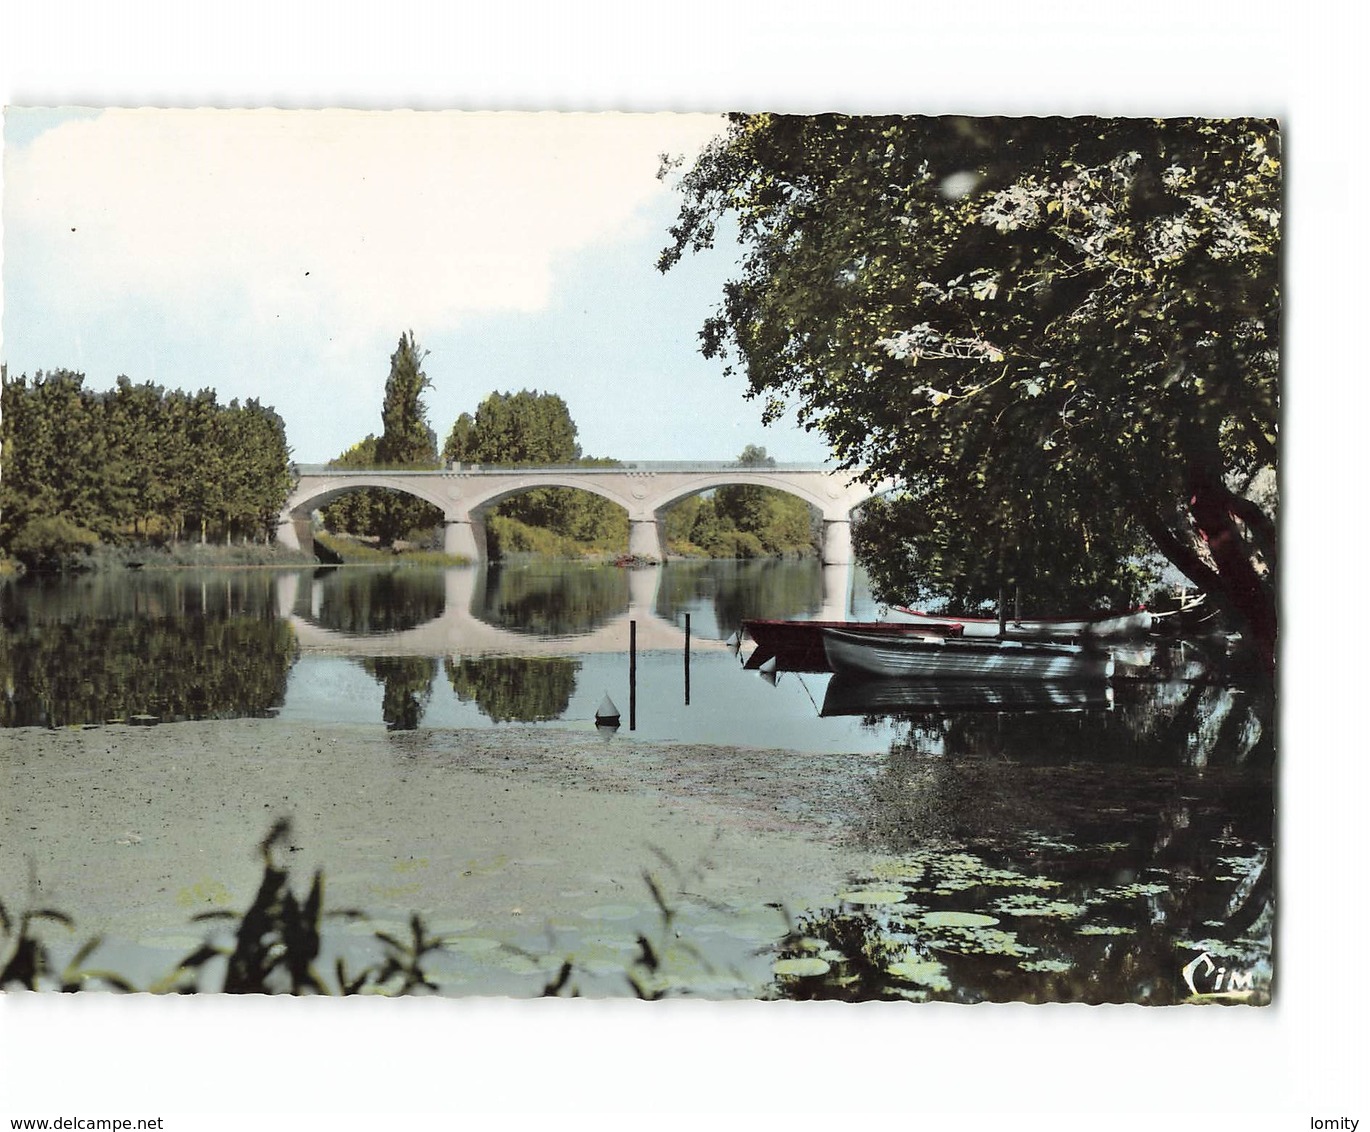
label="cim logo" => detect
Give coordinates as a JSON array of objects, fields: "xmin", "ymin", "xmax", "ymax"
[{"xmin": 1181, "ymin": 950, "xmax": 1257, "ymax": 998}]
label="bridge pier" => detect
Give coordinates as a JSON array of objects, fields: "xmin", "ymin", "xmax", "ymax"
[
  {"xmin": 628, "ymin": 518, "xmax": 664, "ymax": 562},
  {"xmin": 819, "ymin": 563, "xmax": 854, "ymax": 621},
  {"xmin": 820, "ymin": 517, "xmax": 854, "ymax": 566},
  {"xmin": 443, "ymin": 517, "xmax": 485, "ymax": 563},
  {"xmin": 275, "ymin": 513, "xmax": 313, "ymax": 555}
]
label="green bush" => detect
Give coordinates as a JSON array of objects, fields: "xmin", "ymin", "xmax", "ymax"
[
  {"xmin": 8, "ymin": 515, "xmax": 102, "ymax": 572},
  {"xmin": 695, "ymin": 527, "xmax": 767, "ymax": 559}
]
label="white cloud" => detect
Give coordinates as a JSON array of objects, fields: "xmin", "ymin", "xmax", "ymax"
[{"xmin": 6, "ymin": 108, "xmax": 727, "ymax": 337}]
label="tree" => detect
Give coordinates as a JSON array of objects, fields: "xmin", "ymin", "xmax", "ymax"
[
  {"xmin": 444, "ymin": 390, "xmax": 626, "ymax": 553},
  {"xmin": 1, "ymin": 370, "xmax": 293, "ymax": 555},
  {"xmin": 443, "ymin": 389, "xmax": 581, "ymax": 466},
  {"xmin": 372, "ymin": 332, "xmax": 442, "ymax": 546},
  {"xmin": 660, "ymin": 115, "xmax": 1278, "ymax": 669},
  {"xmin": 319, "ymin": 435, "xmax": 382, "ymax": 536}
]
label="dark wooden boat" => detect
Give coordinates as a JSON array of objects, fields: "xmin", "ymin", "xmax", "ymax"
[{"xmin": 822, "ymin": 626, "xmax": 1114, "ymax": 682}]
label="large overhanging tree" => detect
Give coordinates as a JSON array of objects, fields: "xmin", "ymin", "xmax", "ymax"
[{"xmin": 659, "ymin": 115, "xmax": 1279, "ymax": 672}]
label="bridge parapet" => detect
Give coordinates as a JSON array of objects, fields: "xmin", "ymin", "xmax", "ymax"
[{"xmin": 291, "ymin": 461, "xmax": 845, "ymax": 476}]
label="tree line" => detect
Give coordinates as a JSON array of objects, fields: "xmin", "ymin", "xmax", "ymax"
[{"xmin": 0, "ymin": 368, "xmax": 293, "ymax": 569}]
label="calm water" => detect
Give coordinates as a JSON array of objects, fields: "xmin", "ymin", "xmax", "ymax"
[{"xmin": 0, "ymin": 560, "xmax": 1274, "ymax": 1002}]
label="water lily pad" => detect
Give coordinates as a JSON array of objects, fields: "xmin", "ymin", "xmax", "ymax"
[
  {"xmin": 1020, "ymin": 958, "xmax": 1073, "ymax": 973},
  {"xmin": 1077, "ymin": 923, "xmax": 1135, "ymax": 936},
  {"xmin": 887, "ymin": 959, "xmax": 952, "ymax": 991},
  {"xmin": 921, "ymin": 910, "xmax": 999, "ymax": 928},
  {"xmin": 992, "ymin": 894, "xmax": 1086, "ymax": 919},
  {"xmin": 839, "ymin": 888, "xmax": 907, "ymax": 906},
  {"xmin": 773, "ymin": 956, "xmax": 831, "ymax": 978}
]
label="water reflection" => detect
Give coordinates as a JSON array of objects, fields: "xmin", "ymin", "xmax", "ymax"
[
  {"xmin": 358, "ymin": 656, "xmax": 439, "ymax": 731},
  {"xmin": 655, "ymin": 559, "xmax": 845, "ymax": 635},
  {"xmin": 307, "ymin": 568, "xmax": 446, "ymax": 635},
  {"xmin": 1, "ymin": 561, "xmax": 1276, "ymax": 1003},
  {"xmin": 446, "ymin": 656, "xmax": 580, "ymax": 723},
  {"xmin": 770, "ymin": 680, "xmax": 1275, "ymax": 1004},
  {"xmin": 474, "ymin": 562, "xmax": 627, "ymax": 637},
  {"xmin": 0, "ymin": 571, "xmax": 296, "ymax": 727}
]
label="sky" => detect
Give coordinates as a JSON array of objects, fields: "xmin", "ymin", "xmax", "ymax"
[
  {"xmin": 1, "ymin": 0, "xmax": 1365, "ymax": 1123},
  {"xmin": 2, "ymin": 107, "xmax": 835, "ymax": 464}
]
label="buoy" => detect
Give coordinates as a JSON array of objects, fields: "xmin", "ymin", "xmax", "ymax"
[
  {"xmin": 725, "ymin": 631, "xmax": 741, "ymax": 649},
  {"xmin": 595, "ymin": 694, "xmax": 621, "ymax": 726},
  {"xmin": 759, "ymin": 656, "xmax": 778, "ymax": 676}
]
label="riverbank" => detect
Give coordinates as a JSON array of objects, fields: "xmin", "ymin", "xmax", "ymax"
[{"xmin": 1, "ymin": 719, "xmax": 879, "ymax": 992}]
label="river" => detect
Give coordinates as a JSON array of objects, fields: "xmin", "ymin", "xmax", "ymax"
[{"xmin": 0, "ymin": 559, "xmax": 1274, "ymax": 1003}]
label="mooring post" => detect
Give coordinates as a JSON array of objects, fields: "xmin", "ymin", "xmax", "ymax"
[
  {"xmin": 629, "ymin": 619, "xmax": 637, "ymax": 731},
  {"xmin": 684, "ymin": 612, "xmax": 691, "ymax": 706}
]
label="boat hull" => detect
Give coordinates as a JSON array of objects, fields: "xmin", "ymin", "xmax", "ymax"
[{"xmin": 822, "ymin": 627, "xmax": 1114, "ymax": 682}]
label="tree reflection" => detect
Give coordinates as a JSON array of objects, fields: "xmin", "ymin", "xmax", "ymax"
[
  {"xmin": 306, "ymin": 568, "xmax": 446, "ymax": 635},
  {"xmin": 357, "ymin": 656, "xmax": 438, "ymax": 731},
  {"xmin": 0, "ymin": 572, "xmax": 297, "ymax": 727},
  {"xmin": 474, "ymin": 563, "xmax": 627, "ymax": 636},
  {"xmin": 655, "ymin": 559, "xmax": 824, "ymax": 635},
  {"xmin": 445, "ymin": 656, "xmax": 580, "ymax": 722}
]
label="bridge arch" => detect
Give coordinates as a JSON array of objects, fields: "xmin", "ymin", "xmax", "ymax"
[
  {"xmin": 276, "ymin": 474, "xmax": 456, "ymax": 556},
  {"xmin": 639, "ymin": 473, "xmax": 834, "ymax": 517},
  {"xmin": 462, "ymin": 477, "xmax": 638, "ymax": 515}
]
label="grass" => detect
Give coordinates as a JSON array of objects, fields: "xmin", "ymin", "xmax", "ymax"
[{"xmin": 312, "ymin": 530, "xmax": 469, "ymax": 567}]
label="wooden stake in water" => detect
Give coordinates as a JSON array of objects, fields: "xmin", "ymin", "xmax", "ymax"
[
  {"xmin": 684, "ymin": 612, "xmax": 691, "ymax": 706},
  {"xmin": 629, "ymin": 619, "xmax": 637, "ymax": 731}
]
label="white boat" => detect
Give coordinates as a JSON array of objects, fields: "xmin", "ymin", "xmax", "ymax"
[
  {"xmin": 822, "ymin": 627, "xmax": 1114, "ymax": 682},
  {"xmin": 885, "ymin": 606, "xmax": 1153, "ymax": 640}
]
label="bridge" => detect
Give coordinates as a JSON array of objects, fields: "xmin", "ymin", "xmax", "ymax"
[{"xmin": 275, "ymin": 462, "xmax": 891, "ymax": 565}]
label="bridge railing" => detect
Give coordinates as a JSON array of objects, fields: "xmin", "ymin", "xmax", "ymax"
[{"xmin": 292, "ymin": 461, "xmax": 845, "ymax": 476}]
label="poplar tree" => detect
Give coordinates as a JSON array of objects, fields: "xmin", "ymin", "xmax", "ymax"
[{"xmin": 372, "ymin": 332, "xmax": 442, "ymax": 546}]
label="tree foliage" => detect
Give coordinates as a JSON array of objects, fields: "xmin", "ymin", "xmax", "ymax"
[
  {"xmin": 0, "ymin": 368, "xmax": 293, "ymax": 560},
  {"xmin": 665, "ymin": 444, "xmax": 818, "ymax": 558},
  {"xmin": 320, "ymin": 334, "xmax": 443, "ymax": 547},
  {"xmin": 660, "ymin": 115, "xmax": 1279, "ymax": 666},
  {"xmin": 444, "ymin": 389, "xmax": 627, "ymax": 555}
]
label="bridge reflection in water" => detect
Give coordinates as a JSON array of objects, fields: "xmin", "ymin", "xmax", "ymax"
[{"xmin": 276, "ymin": 561, "xmax": 856, "ymax": 656}]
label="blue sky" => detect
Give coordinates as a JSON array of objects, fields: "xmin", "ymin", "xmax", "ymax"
[{"xmin": 3, "ymin": 108, "xmax": 833, "ymax": 465}]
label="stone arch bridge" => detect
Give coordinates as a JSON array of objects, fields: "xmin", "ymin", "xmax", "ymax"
[{"xmin": 275, "ymin": 462, "xmax": 891, "ymax": 564}]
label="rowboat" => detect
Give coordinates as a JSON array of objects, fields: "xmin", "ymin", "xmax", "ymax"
[
  {"xmin": 885, "ymin": 606, "xmax": 1153, "ymax": 640},
  {"xmin": 820, "ymin": 674, "xmax": 1113, "ymax": 717},
  {"xmin": 742, "ymin": 617, "xmax": 958, "ymax": 673},
  {"xmin": 822, "ymin": 626, "xmax": 1114, "ymax": 682}
]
